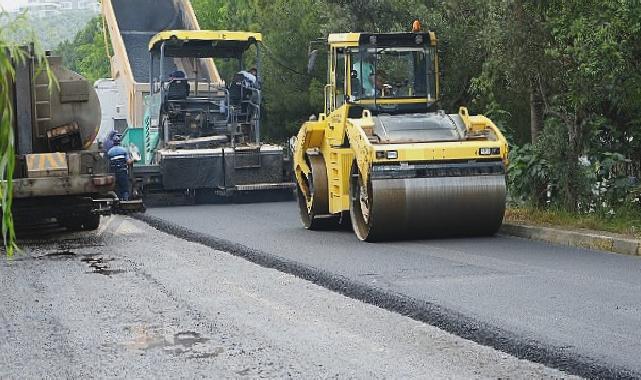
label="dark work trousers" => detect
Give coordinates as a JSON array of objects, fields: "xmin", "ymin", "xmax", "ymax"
[{"xmin": 115, "ymin": 169, "xmax": 129, "ymax": 201}]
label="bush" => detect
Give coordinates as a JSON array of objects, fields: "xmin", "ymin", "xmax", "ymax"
[{"xmin": 509, "ymin": 120, "xmax": 640, "ymax": 216}]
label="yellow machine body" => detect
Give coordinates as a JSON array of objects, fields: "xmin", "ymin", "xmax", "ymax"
[{"xmin": 293, "ymin": 31, "xmax": 509, "ymax": 241}]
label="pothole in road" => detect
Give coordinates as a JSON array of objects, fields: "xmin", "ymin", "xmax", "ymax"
[
  {"xmin": 81, "ymin": 256, "xmax": 125, "ymax": 276},
  {"xmin": 120, "ymin": 327, "xmax": 223, "ymax": 359}
]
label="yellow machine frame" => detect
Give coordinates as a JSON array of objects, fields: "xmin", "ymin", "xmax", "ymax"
[
  {"xmin": 148, "ymin": 30, "xmax": 263, "ymax": 50},
  {"xmin": 293, "ymin": 31, "xmax": 509, "ymax": 239}
]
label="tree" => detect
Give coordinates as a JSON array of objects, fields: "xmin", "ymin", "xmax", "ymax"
[
  {"xmin": 193, "ymin": 0, "xmax": 328, "ymax": 138},
  {"xmin": 466, "ymin": 0, "xmax": 552, "ymax": 144},
  {"xmin": 543, "ymin": 0, "xmax": 641, "ymax": 210},
  {"xmin": 325, "ymin": 0, "xmax": 429, "ymax": 32},
  {"xmin": 55, "ymin": 17, "xmax": 110, "ymax": 82},
  {"xmin": 0, "ymin": 11, "xmax": 53, "ymax": 255}
]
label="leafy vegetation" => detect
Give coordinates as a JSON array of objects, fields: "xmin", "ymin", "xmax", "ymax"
[
  {"xmin": 504, "ymin": 0, "xmax": 640, "ymax": 222},
  {"xmin": 0, "ymin": 11, "xmax": 53, "ymax": 255},
  {"xmin": 56, "ymin": 16, "xmax": 110, "ymax": 82}
]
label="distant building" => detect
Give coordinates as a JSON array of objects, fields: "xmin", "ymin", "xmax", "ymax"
[
  {"xmin": 61, "ymin": 0, "xmax": 101, "ymax": 11},
  {"xmin": 20, "ymin": 0, "xmax": 61, "ymax": 17},
  {"xmin": 19, "ymin": 0, "xmax": 100, "ymax": 17}
]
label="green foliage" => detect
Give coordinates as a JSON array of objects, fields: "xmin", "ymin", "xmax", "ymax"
[
  {"xmin": 55, "ymin": 17, "xmax": 110, "ymax": 82},
  {"xmin": 463, "ymin": 0, "xmax": 640, "ymax": 213},
  {"xmin": 508, "ymin": 144, "xmax": 550, "ymax": 206},
  {"xmin": 510, "ymin": 119, "xmax": 639, "ymax": 215},
  {"xmin": 541, "ymin": 0, "xmax": 641, "ymax": 208},
  {"xmin": 0, "ymin": 72, "xmax": 17, "ymax": 255},
  {"xmin": 0, "ymin": 12, "xmax": 26, "ymax": 256},
  {"xmin": 585, "ymin": 152, "xmax": 637, "ymax": 213},
  {"xmin": 0, "ymin": 11, "xmax": 54, "ymax": 256}
]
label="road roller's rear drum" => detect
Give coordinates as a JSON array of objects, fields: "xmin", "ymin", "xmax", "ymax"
[{"xmin": 350, "ymin": 161, "xmax": 507, "ymax": 241}]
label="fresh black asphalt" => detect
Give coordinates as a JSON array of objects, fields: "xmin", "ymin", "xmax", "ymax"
[{"xmin": 145, "ymin": 202, "xmax": 641, "ymax": 378}]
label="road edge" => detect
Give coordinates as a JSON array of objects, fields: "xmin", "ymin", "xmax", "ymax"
[
  {"xmin": 500, "ymin": 223, "xmax": 641, "ymax": 257},
  {"xmin": 134, "ymin": 213, "xmax": 638, "ymax": 379}
]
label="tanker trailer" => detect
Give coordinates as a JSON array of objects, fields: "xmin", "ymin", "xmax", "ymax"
[{"xmin": 7, "ymin": 49, "xmax": 142, "ymax": 231}]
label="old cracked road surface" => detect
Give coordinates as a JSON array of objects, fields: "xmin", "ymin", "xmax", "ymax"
[
  {"xmin": 1, "ymin": 216, "xmax": 573, "ymax": 379},
  {"xmin": 147, "ymin": 201, "xmax": 641, "ymax": 378}
]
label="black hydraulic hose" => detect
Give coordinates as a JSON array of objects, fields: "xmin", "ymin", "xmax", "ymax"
[{"xmin": 260, "ymin": 42, "xmax": 313, "ymax": 78}]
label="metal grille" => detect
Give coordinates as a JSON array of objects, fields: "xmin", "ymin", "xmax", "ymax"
[{"xmin": 234, "ymin": 150, "xmax": 261, "ymax": 169}]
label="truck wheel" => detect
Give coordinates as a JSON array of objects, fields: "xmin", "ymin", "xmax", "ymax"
[
  {"xmin": 80, "ymin": 213, "xmax": 101, "ymax": 231},
  {"xmin": 59, "ymin": 213, "xmax": 100, "ymax": 232}
]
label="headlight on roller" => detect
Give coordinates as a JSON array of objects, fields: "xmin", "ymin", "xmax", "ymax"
[
  {"xmin": 376, "ymin": 150, "xmax": 398, "ymax": 160},
  {"xmin": 479, "ymin": 147, "xmax": 500, "ymax": 156}
]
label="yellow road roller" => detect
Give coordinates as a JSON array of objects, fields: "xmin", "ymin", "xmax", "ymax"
[{"xmin": 293, "ymin": 30, "xmax": 509, "ymax": 241}]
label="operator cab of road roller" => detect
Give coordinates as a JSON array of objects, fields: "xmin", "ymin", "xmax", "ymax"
[
  {"xmin": 330, "ymin": 32, "xmax": 438, "ymax": 115},
  {"xmin": 293, "ymin": 25, "xmax": 509, "ymax": 241}
]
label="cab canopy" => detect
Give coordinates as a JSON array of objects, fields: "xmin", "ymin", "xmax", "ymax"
[
  {"xmin": 149, "ymin": 30, "xmax": 263, "ymax": 59},
  {"xmin": 327, "ymin": 32, "xmax": 437, "ymax": 47}
]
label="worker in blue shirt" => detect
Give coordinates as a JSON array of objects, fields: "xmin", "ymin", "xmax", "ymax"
[
  {"xmin": 103, "ymin": 130, "xmax": 118, "ymax": 152},
  {"xmin": 107, "ymin": 135, "xmax": 132, "ymax": 201}
]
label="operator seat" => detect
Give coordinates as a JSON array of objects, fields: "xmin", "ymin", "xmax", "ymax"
[
  {"xmin": 228, "ymin": 73, "xmax": 244, "ymax": 106},
  {"xmin": 167, "ymin": 80, "xmax": 190, "ymax": 100},
  {"xmin": 166, "ymin": 70, "xmax": 190, "ymax": 100}
]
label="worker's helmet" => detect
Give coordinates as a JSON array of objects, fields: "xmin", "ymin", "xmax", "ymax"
[{"xmin": 169, "ymin": 70, "xmax": 186, "ymax": 80}]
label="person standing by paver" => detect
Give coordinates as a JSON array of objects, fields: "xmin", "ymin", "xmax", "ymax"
[
  {"xmin": 107, "ymin": 135, "xmax": 132, "ymax": 201},
  {"xmin": 103, "ymin": 129, "xmax": 119, "ymax": 152}
]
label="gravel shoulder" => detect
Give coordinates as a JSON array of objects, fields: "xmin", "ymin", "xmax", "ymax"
[{"xmin": 0, "ymin": 216, "xmax": 572, "ymax": 379}]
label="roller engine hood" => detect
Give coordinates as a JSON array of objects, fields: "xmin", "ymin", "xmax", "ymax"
[{"xmin": 371, "ymin": 112, "xmax": 467, "ymax": 143}]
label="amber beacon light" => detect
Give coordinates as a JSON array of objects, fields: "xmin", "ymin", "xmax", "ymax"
[{"xmin": 412, "ymin": 19, "xmax": 422, "ymax": 32}]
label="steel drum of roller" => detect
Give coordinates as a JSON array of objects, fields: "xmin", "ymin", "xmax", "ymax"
[{"xmin": 350, "ymin": 163, "xmax": 507, "ymax": 241}]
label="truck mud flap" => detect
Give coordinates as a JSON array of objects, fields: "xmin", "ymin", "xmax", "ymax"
[{"xmin": 112, "ymin": 199, "xmax": 146, "ymax": 214}]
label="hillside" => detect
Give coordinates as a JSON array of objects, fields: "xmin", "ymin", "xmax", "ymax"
[{"xmin": 1, "ymin": 9, "xmax": 97, "ymax": 50}]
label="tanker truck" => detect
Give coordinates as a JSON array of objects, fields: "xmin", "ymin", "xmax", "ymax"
[{"xmin": 7, "ymin": 48, "xmax": 143, "ymax": 231}]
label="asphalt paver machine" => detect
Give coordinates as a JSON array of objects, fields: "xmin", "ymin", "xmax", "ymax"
[
  {"xmin": 101, "ymin": 0, "xmax": 292, "ymax": 204},
  {"xmin": 134, "ymin": 30, "xmax": 292, "ymax": 201}
]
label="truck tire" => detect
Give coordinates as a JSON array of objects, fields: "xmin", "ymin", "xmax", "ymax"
[
  {"xmin": 80, "ymin": 213, "xmax": 101, "ymax": 231},
  {"xmin": 59, "ymin": 213, "xmax": 100, "ymax": 232}
]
